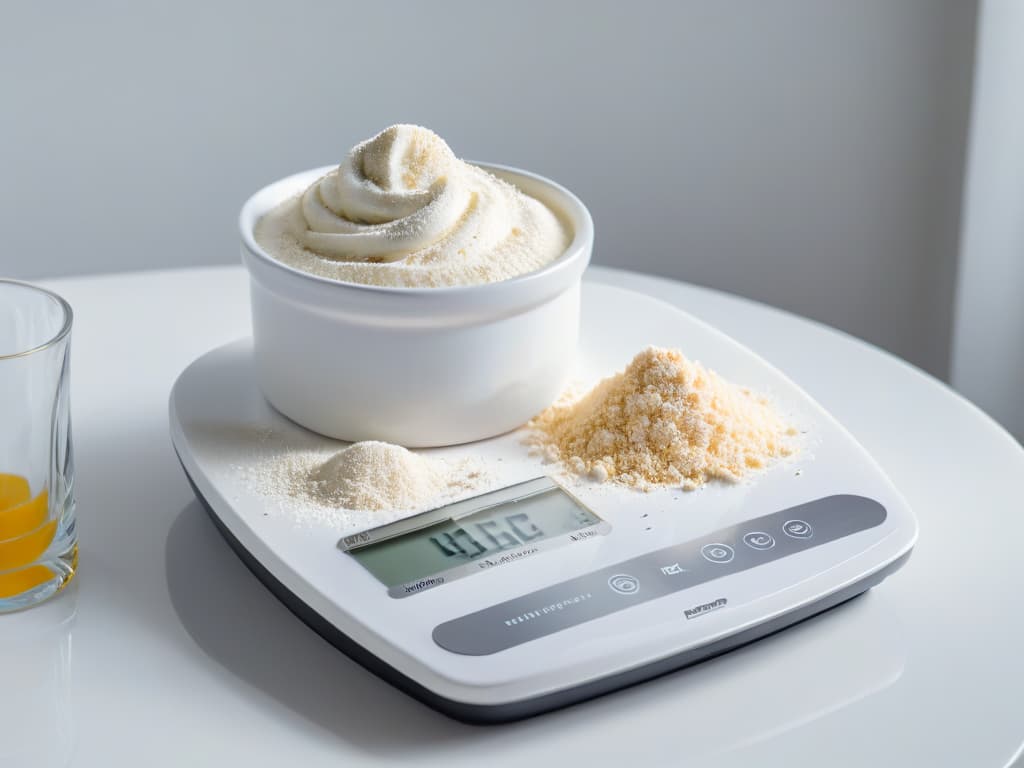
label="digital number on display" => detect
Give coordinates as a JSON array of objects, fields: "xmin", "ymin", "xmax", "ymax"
[
  {"xmin": 429, "ymin": 513, "xmax": 544, "ymax": 559},
  {"xmin": 345, "ymin": 480, "xmax": 607, "ymax": 592}
]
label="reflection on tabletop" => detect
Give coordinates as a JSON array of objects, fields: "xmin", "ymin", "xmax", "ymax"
[
  {"xmin": 166, "ymin": 499, "xmax": 905, "ymax": 761},
  {"xmin": 0, "ymin": 584, "xmax": 77, "ymax": 768}
]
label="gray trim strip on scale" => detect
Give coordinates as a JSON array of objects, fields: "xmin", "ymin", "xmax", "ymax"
[
  {"xmin": 433, "ymin": 495, "xmax": 887, "ymax": 655},
  {"xmin": 177, "ymin": 457, "xmax": 912, "ymax": 725}
]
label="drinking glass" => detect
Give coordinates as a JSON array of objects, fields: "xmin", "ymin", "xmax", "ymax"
[{"xmin": 0, "ymin": 280, "xmax": 77, "ymax": 611}]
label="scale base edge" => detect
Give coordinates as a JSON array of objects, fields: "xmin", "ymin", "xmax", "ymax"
[{"xmin": 178, "ymin": 458, "xmax": 911, "ymax": 725}]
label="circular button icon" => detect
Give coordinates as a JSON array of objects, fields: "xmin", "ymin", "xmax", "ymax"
[
  {"xmin": 743, "ymin": 531, "xmax": 776, "ymax": 550},
  {"xmin": 608, "ymin": 574, "xmax": 640, "ymax": 595},
  {"xmin": 701, "ymin": 543, "xmax": 735, "ymax": 564},
  {"xmin": 783, "ymin": 519, "xmax": 813, "ymax": 539}
]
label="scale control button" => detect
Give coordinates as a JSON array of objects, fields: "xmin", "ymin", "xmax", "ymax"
[
  {"xmin": 701, "ymin": 543, "xmax": 735, "ymax": 564},
  {"xmin": 608, "ymin": 574, "xmax": 640, "ymax": 595},
  {"xmin": 783, "ymin": 519, "xmax": 813, "ymax": 539},
  {"xmin": 743, "ymin": 531, "xmax": 776, "ymax": 550}
]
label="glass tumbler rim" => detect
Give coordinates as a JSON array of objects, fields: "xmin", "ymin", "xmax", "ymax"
[{"xmin": 0, "ymin": 279, "xmax": 74, "ymax": 361}]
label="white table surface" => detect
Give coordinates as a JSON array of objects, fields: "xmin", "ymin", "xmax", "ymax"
[{"xmin": 3, "ymin": 266, "xmax": 1022, "ymax": 767}]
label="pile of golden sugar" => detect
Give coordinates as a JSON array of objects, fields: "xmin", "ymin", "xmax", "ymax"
[{"xmin": 528, "ymin": 347, "xmax": 797, "ymax": 490}]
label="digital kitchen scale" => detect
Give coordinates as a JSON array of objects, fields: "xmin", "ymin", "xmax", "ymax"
[{"xmin": 169, "ymin": 282, "xmax": 917, "ymax": 724}]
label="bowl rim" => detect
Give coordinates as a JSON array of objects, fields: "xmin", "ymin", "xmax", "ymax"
[{"xmin": 238, "ymin": 161, "xmax": 593, "ymax": 297}]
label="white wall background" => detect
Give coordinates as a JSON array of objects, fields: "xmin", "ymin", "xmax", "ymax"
[
  {"xmin": 0, "ymin": 1, "xmax": 976, "ymax": 379},
  {"xmin": 952, "ymin": 0, "xmax": 1024, "ymax": 440}
]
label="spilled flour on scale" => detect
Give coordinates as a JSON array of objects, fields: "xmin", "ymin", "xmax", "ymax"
[{"xmin": 244, "ymin": 440, "xmax": 486, "ymax": 530}]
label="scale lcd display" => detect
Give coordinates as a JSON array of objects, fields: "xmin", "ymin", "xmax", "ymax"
[{"xmin": 349, "ymin": 482, "xmax": 602, "ymax": 589}]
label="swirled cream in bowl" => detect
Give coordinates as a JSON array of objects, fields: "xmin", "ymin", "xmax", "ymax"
[
  {"xmin": 240, "ymin": 124, "xmax": 593, "ymax": 447},
  {"xmin": 255, "ymin": 125, "xmax": 570, "ymax": 288}
]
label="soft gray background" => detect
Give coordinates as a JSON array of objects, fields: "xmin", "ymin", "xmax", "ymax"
[
  {"xmin": 952, "ymin": 0, "xmax": 1024, "ymax": 441},
  {"xmin": 0, "ymin": 0, "xmax": 977, "ymax": 379}
]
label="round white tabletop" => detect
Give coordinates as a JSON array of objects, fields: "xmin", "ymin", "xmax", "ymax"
[{"xmin": 3, "ymin": 266, "xmax": 1021, "ymax": 768}]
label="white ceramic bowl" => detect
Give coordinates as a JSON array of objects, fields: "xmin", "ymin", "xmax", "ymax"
[{"xmin": 239, "ymin": 163, "xmax": 593, "ymax": 447}]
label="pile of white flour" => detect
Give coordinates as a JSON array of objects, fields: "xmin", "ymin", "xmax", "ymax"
[{"xmin": 246, "ymin": 440, "xmax": 485, "ymax": 528}]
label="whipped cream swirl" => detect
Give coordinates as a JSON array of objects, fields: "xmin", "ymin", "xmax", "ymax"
[{"xmin": 254, "ymin": 124, "xmax": 570, "ymax": 288}]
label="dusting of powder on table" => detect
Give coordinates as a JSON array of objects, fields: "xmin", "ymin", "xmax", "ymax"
[
  {"xmin": 248, "ymin": 441, "xmax": 485, "ymax": 522},
  {"xmin": 527, "ymin": 347, "xmax": 797, "ymax": 490}
]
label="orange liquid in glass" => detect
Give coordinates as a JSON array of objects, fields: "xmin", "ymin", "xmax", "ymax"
[{"xmin": 0, "ymin": 473, "xmax": 56, "ymax": 597}]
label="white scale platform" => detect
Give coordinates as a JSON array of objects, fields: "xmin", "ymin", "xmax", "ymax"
[{"xmin": 168, "ymin": 282, "xmax": 917, "ymax": 723}]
